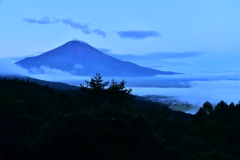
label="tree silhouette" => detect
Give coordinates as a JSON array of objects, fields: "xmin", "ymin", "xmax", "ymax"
[
  {"xmin": 79, "ymin": 73, "xmax": 109, "ymax": 107},
  {"xmin": 79, "ymin": 73, "xmax": 135, "ymax": 108},
  {"xmin": 107, "ymin": 79, "xmax": 135, "ymax": 107}
]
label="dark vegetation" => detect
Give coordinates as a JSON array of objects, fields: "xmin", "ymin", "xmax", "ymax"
[
  {"xmin": 0, "ymin": 74, "xmax": 239, "ymax": 159},
  {"xmin": 0, "ymin": 75, "xmax": 78, "ymax": 90}
]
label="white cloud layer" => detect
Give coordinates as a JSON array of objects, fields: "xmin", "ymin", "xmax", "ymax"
[
  {"xmin": 155, "ymin": 72, "xmax": 240, "ymax": 81},
  {"xmin": 131, "ymin": 79, "xmax": 240, "ymax": 114},
  {"xmin": 1, "ymin": 59, "xmax": 240, "ymax": 114},
  {"xmin": 29, "ymin": 65, "xmax": 73, "ymax": 75}
]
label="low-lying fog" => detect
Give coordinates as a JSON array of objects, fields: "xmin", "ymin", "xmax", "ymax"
[
  {"xmin": 28, "ymin": 73, "xmax": 240, "ymax": 114},
  {"xmin": 130, "ymin": 80, "xmax": 240, "ymax": 114},
  {"xmin": 1, "ymin": 59, "xmax": 240, "ymax": 114}
]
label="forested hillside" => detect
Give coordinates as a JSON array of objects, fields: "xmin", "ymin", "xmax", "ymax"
[
  {"xmin": 0, "ymin": 75, "xmax": 239, "ymax": 160},
  {"xmin": 0, "ymin": 75, "xmax": 79, "ymax": 90}
]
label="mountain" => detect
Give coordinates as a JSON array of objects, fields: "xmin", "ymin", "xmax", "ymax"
[{"xmin": 15, "ymin": 40, "xmax": 178, "ymax": 77}]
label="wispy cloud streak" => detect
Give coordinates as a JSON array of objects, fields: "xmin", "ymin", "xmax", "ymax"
[
  {"xmin": 117, "ymin": 30, "xmax": 161, "ymax": 40},
  {"xmin": 61, "ymin": 19, "xmax": 91, "ymax": 34},
  {"xmin": 23, "ymin": 16, "xmax": 106, "ymax": 37},
  {"xmin": 108, "ymin": 52, "xmax": 204, "ymax": 60},
  {"xmin": 23, "ymin": 16, "xmax": 58, "ymax": 24},
  {"xmin": 93, "ymin": 29, "xmax": 106, "ymax": 37},
  {"xmin": 97, "ymin": 48, "xmax": 112, "ymax": 53}
]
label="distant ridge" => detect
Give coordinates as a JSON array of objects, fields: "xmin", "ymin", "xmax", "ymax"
[
  {"xmin": 0, "ymin": 75, "xmax": 79, "ymax": 90},
  {"xmin": 15, "ymin": 40, "xmax": 179, "ymax": 77}
]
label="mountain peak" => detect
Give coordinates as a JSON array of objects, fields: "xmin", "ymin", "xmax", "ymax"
[
  {"xmin": 64, "ymin": 40, "xmax": 89, "ymax": 47},
  {"xmin": 15, "ymin": 41, "xmax": 179, "ymax": 77}
]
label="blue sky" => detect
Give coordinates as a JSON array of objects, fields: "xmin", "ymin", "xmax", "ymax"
[{"xmin": 1, "ymin": 0, "xmax": 240, "ymax": 73}]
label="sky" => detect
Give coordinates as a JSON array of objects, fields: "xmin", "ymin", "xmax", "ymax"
[{"xmin": 1, "ymin": 0, "xmax": 240, "ymax": 74}]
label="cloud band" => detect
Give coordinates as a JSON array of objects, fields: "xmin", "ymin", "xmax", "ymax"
[{"xmin": 117, "ymin": 30, "xmax": 161, "ymax": 40}]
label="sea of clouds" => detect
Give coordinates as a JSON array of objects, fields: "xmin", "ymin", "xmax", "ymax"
[{"xmin": 1, "ymin": 59, "xmax": 240, "ymax": 114}]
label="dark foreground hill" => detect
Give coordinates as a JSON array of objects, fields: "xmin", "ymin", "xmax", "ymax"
[
  {"xmin": 0, "ymin": 75, "xmax": 239, "ymax": 159},
  {"xmin": 15, "ymin": 40, "xmax": 178, "ymax": 77}
]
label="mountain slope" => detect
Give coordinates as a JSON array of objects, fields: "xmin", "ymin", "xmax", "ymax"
[{"xmin": 15, "ymin": 40, "xmax": 178, "ymax": 77}]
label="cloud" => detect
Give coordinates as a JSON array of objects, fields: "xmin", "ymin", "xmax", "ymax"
[
  {"xmin": 148, "ymin": 62, "xmax": 189, "ymax": 68},
  {"xmin": 130, "ymin": 79, "xmax": 240, "ymax": 114},
  {"xmin": 93, "ymin": 29, "xmax": 106, "ymax": 37},
  {"xmin": 97, "ymin": 48, "xmax": 112, "ymax": 54},
  {"xmin": 155, "ymin": 72, "xmax": 240, "ymax": 81},
  {"xmin": 29, "ymin": 65, "xmax": 73, "ymax": 76},
  {"xmin": 74, "ymin": 64, "xmax": 84, "ymax": 69},
  {"xmin": 108, "ymin": 52, "xmax": 204, "ymax": 61},
  {"xmin": 0, "ymin": 59, "xmax": 29, "ymax": 76},
  {"xmin": 71, "ymin": 64, "xmax": 84, "ymax": 74},
  {"xmin": 4, "ymin": 56, "xmax": 29, "ymax": 63},
  {"xmin": 23, "ymin": 17, "xmax": 107, "ymax": 37},
  {"xmin": 105, "ymin": 52, "xmax": 204, "ymax": 70},
  {"xmin": 117, "ymin": 30, "xmax": 161, "ymax": 40},
  {"xmin": 61, "ymin": 19, "xmax": 91, "ymax": 34},
  {"xmin": 4, "ymin": 54, "xmax": 42, "ymax": 63},
  {"xmin": 23, "ymin": 16, "xmax": 58, "ymax": 24},
  {"xmin": 148, "ymin": 52, "xmax": 203, "ymax": 59}
]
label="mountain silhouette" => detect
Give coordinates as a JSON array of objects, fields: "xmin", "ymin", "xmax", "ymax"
[{"xmin": 15, "ymin": 40, "xmax": 178, "ymax": 77}]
